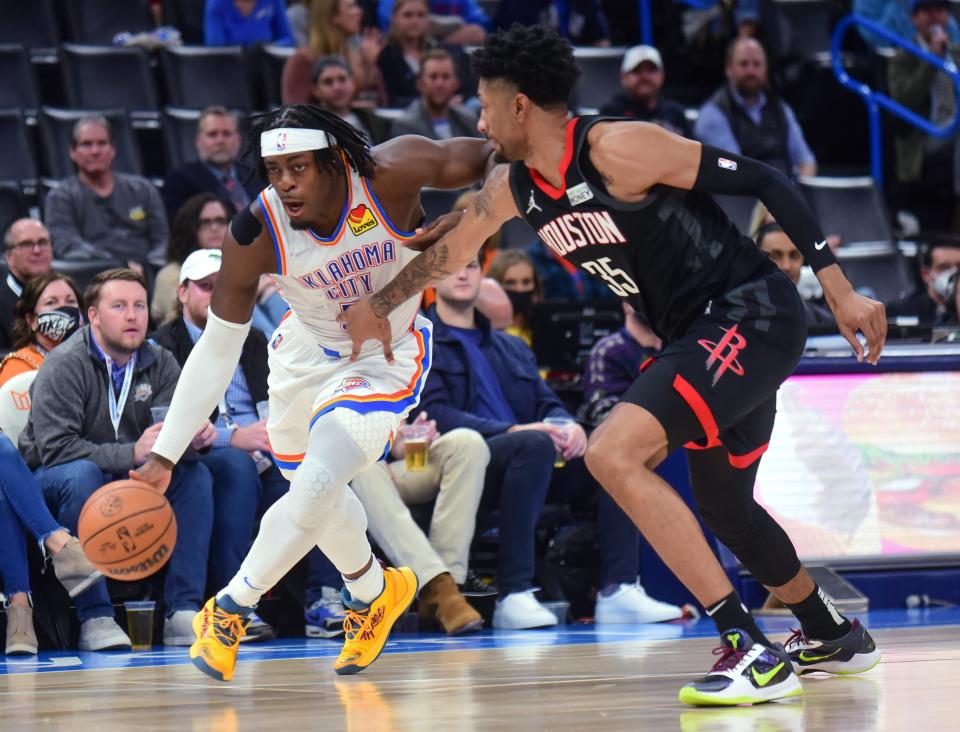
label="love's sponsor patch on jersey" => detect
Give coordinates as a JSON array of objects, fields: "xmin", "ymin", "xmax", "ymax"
[{"xmin": 347, "ymin": 204, "xmax": 378, "ymax": 236}]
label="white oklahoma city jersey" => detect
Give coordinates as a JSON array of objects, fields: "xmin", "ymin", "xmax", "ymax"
[{"xmin": 257, "ymin": 169, "xmax": 421, "ymax": 356}]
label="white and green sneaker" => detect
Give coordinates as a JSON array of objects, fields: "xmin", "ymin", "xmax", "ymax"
[{"xmin": 679, "ymin": 629, "xmax": 802, "ymax": 707}]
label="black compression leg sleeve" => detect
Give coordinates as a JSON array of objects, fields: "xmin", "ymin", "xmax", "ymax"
[{"xmin": 693, "ymin": 145, "xmax": 837, "ymax": 272}]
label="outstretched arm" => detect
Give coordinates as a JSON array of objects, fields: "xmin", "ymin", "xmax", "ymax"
[
  {"xmin": 591, "ymin": 121, "xmax": 886, "ymax": 364},
  {"xmin": 133, "ymin": 204, "xmax": 275, "ymax": 489},
  {"xmin": 337, "ymin": 164, "xmax": 517, "ymax": 361}
]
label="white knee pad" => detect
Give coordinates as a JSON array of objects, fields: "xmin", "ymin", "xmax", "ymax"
[{"xmin": 283, "ymin": 408, "xmax": 396, "ymax": 529}]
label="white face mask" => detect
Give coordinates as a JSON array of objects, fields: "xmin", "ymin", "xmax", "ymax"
[{"xmin": 932, "ymin": 268, "xmax": 958, "ymax": 300}]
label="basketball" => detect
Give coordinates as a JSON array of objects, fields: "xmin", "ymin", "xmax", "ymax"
[{"xmin": 77, "ymin": 479, "xmax": 177, "ymax": 581}]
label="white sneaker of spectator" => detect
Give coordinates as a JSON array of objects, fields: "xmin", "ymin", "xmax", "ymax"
[
  {"xmin": 79, "ymin": 617, "xmax": 131, "ymax": 651},
  {"xmin": 594, "ymin": 580, "xmax": 684, "ymax": 624},
  {"xmin": 493, "ymin": 589, "xmax": 559, "ymax": 630}
]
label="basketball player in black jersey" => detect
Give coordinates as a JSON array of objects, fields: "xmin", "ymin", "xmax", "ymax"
[{"xmin": 341, "ymin": 26, "xmax": 885, "ymax": 706}]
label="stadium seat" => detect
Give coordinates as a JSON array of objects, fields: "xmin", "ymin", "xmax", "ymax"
[
  {"xmin": 256, "ymin": 44, "xmax": 296, "ymax": 110},
  {"xmin": 0, "ymin": 0, "xmax": 60, "ymax": 50},
  {"xmin": 572, "ymin": 47, "xmax": 626, "ymax": 113},
  {"xmin": 60, "ymin": 0, "xmax": 154, "ymax": 45},
  {"xmin": 38, "ymin": 107, "xmax": 142, "ymax": 179},
  {"xmin": 61, "ymin": 44, "xmax": 159, "ymax": 117},
  {"xmin": 161, "ymin": 0, "xmax": 206, "ymax": 45},
  {"xmin": 760, "ymin": 0, "xmax": 836, "ymax": 62},
  {"xmin": 161, "ymin": 46, "xmax": 253, "ymax": 111},
  {"xmin": 798, "ymin": 175, "xmax": 893, "ymax": 245},
  {"xmin": 51, "ymin": 257, "xmax": 129, "ymax": 292},
  {"xmin": 0, "ymin": 45, "xmax": 41, "ymax": 113},
  {"xmin": 835, "ymin": 241, "xmax": 914, "ymax": 303},
  {"xmin": 0, "ymin": 110, "xmax": 39, "ymax": 185},
  {"xmin": 161, "ymin": 107, "xmax": 202, "ymax": 170},
  {"xmin": 0, "ymin": 181, "xmax": 30, "ymax": 235}
]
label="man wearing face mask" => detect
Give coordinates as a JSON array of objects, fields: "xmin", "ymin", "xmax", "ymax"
[
  {"xmin": 0, "ymin": 219, "xmax": 54, "ymax": 354},
  {"xmin": 887, "ymin": 242, "xmax": 960, "ymax": 324}
]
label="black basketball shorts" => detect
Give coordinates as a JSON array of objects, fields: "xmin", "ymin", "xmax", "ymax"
[{"xmin": 622, "ymin": 269, "xmax": 808, "ymax": 469}]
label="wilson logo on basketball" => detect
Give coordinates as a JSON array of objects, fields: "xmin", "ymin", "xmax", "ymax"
[{"xmin": 347, "ymin": 204, "xmax": 378, "ymax": 236}]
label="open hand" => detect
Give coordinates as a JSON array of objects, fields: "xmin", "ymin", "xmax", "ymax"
[
  {"xmin": 403, "ymin": 210, "xmax": 465, "ymax": 252},
  {"xmin": 336, "ymin": 299, "xmax": 395, "ymax": 363},
  {"xmin": 130, "ymin": 456, "xmax": 173, "ymax": 494}
]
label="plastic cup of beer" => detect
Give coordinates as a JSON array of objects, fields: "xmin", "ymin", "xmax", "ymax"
[
  {"xmin": 400, "ymin": 423, "xmax": 429, "ymax": 472},
  {"xmin": 124, "ymin": 600, "xmax": 156, "ymax": 651},
  {"xmin": 543, "ymin": 416, "xmax": 575, "ymax": 468},
  {"xmin": 150, "ymin": 406, "xmax": 169, "ymax": 425}
]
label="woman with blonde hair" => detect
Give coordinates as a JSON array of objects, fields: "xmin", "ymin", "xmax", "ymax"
[
  {"xmin": 282, "ymin": 0, "xmax": 383, "ymax": 104},
  {"xmin": 486, "ymin": 250, "xmax": 543, "ymax": 346}
]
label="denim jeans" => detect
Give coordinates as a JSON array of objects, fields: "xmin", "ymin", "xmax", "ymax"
[
  {"xmin": 482, "ymin": 430, "xmax": 555, "ymax": 596},
  {"xmin": 0, "ymin": 435, "xmax": 63, "ymax": 597},
  {"xmin": 35, "ymin": 459, "xmax": 214, "ymax": 622},
  {"xmin": 200, "ymin": 447, "xmax": 338, "ymax": 607}
]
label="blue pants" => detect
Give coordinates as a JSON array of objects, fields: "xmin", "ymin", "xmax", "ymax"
[
  {"xmin": 35, "ymin": 459, "xmax": 213, "ymax": 622},
  {"xmin": 200, "ymin": 447, "xmax": 339, "ymax": 606},
  {"xmin": 482, "ymin": 431, "xmax": 555, "ymax": 597},
  {"xmin": 0, "ymin": 435, "xmax": 62, "ymax": 597}
]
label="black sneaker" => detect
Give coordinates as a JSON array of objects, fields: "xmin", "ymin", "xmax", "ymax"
[
  {"xmin": 678, "ymin": 629, "xmax": 802, "ymax": 707},
  {"xmin": 785, "ymin": 618, "xmax": 881, "ymax": 675},
  {"xmin": 458, "ymin": 569, "xmax": 497, "ymax": 597}
]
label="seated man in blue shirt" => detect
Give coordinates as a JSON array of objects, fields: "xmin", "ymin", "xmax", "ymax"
[
  {"xmin": 421, "ymin": 256, "xmax": 589, "ymax": 629},
  {"xmin": 695, "ymin": 38, "xmax": 817, "ymax": 178},
  {"xmin": 151, "ymin": 250, "xmax": 346, "ymax": 641}
]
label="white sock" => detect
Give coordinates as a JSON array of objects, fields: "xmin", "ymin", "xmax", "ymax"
[{"xmin": 343, "ymin": 558, "xmax": 385, "ymax": 606}]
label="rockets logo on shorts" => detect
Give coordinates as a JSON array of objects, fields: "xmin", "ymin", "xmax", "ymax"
[
  {"xmin": 334, "ymin": 376, "xmax": 372, "ymax": 394},
  {"xmin": 347, "ymin": 204, "xmax": 379, "ymax": 236}
]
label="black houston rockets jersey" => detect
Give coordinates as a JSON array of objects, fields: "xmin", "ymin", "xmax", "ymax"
[{"xmin": 507, "ymin": 116, "xmax": 776, "ymax": 342}]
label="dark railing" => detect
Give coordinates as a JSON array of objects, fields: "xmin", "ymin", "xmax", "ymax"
[{"xmin": 832, "ymin": 14, "xmax": 960, "ymax": 188}]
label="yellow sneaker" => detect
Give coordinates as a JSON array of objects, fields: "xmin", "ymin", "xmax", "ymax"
[
  {"xmin": 189, "ymin": 597, "xmax": 249, "ymax": 682},
  {"xmin": 333, "ymin": 566, "xmax": 418, "ymax": 675}
]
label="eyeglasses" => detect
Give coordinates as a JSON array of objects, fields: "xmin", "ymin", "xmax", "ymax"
[
  {"xmin": 198, "ymin": 217, "xmax": 229, "ymax": 229},
  {"xmin": 6, "ymin": 238, "xmax": 52, "ymax": 253}
]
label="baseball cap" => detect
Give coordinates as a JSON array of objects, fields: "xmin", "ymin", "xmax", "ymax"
[
  {"xmin": 621, "ymin": 45, "xmax": 663, "ymax": 73},
  {"xmin": 179, "ymin": 248, "xmax": 222, "ymax": 284}
]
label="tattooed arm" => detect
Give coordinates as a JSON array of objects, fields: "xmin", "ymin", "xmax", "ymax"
[{"xmin": 337, "ymin": 164, "xmax": 518, "ymax": 362}]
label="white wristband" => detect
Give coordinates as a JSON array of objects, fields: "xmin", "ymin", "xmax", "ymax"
[{"xmin": 152, "ymin": 309, "xmax": 251, "ymax": 464}]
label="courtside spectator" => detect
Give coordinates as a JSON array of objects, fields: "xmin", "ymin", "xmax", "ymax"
[
  {"xmin": 0, "ymin": 273, "xmax": 83, "ymax": 389},
  {"xmin": 204, "ymin": 0, "xmax": 294, "ymax": 47},
  {"xmin": 600, "ymin": 45, "xmax": 691, "ymax": 137},
  {"xmin": 162, "ymin": 107, "xmax": 262, "ymax": 222},
  {"xmin": 888, "ymin": 0, "xmax": 960, "ymax": 232},
  {"xmin": 421, "ymin": 257, "xmax": 585, "ymax": 629},
  {"xmin": 855, "ymin": 0, "xmax": 960, "ymax": 48},
  {"xmin": 695, "ymin": 38, "xmax": 817, "ymax": 177},
  {"xmin": 390, "ymin": 49, "xmax": 480, "ymax": 139},
  {"xmin": 378, "ymin": 0, "xmax": 490, "ymax": 45},
  {"xmin": 282, "ymin": 0, "xmax": 382, "ymax": 105},
  {"xmin": 485, "ymin": 250, "xmax": 541, "ymax": 345},
  {"xmin": 379, "ymin": 0, "xmax": 438, "ymax": 107},
  {"xmin": 0, "ymin": 219, "xmax": 53, "ymax": 353},
  {"xmin": 44, "ymin": 117, "xmax": 167, "ymax": 270},
  {"xmin": 20, "ymin": 269, "xmax": 216, "ymax": 649},
  {"xmin": 888, "ymin": 241, "xmax": 960, "ymax": 323},
  {"xmin": 349, "ymin": 413, "xmax": 487, "ymax": 634},
  {"xmin": 1, "ymin": 435, "xmax": 105, "ymax": 655},
  {"xmin": 311, "ymin": 56, "xmax": 390, "ymax": 144}
]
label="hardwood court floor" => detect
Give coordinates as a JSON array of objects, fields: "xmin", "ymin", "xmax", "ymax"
[{"xmin": 2, "ymin": 609, "xmax": 958, "ymax": 731}]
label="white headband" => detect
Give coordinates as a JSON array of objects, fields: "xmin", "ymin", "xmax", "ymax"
[{"xmin": 260, "ymin": 128, "xmax": 333, "ymax": 157}]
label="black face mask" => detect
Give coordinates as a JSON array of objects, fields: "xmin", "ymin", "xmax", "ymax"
[
  {"xmin": 506, "ymin": 289, "xmax": 535, "ymax": 318},
  {"xmin": 35, "ymin": 306, "xmax": 82, "ymax": 344}
]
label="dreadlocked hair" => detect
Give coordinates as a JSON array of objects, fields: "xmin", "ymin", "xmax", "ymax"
[{"xmin": 244, "ymin": 104, "xmax": 376, "ymax": 181}]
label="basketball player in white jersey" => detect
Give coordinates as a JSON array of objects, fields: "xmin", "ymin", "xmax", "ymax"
[{"xmin": 132, "ymin": 105, "xmax": 493, "ymax": 682}]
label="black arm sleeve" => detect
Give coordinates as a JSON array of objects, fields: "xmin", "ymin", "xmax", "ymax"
[{"xmin": 692, "ymin": 145, "xmax": 838, "ymax": 272}]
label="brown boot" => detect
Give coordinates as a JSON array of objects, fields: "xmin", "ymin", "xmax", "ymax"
[{"xmin": 418, "ymin": 573, "xmax": 483, "ymax": 635}]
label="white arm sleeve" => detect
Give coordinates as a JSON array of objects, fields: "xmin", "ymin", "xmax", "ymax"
[{"xmin": 152, "ymin": 309, "xmax": 251, "ymax": 464}]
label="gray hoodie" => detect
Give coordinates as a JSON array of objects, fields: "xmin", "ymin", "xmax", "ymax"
[{"xmin": 20, "ymin": 326, "xmax": 185, "ymax": 473}]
